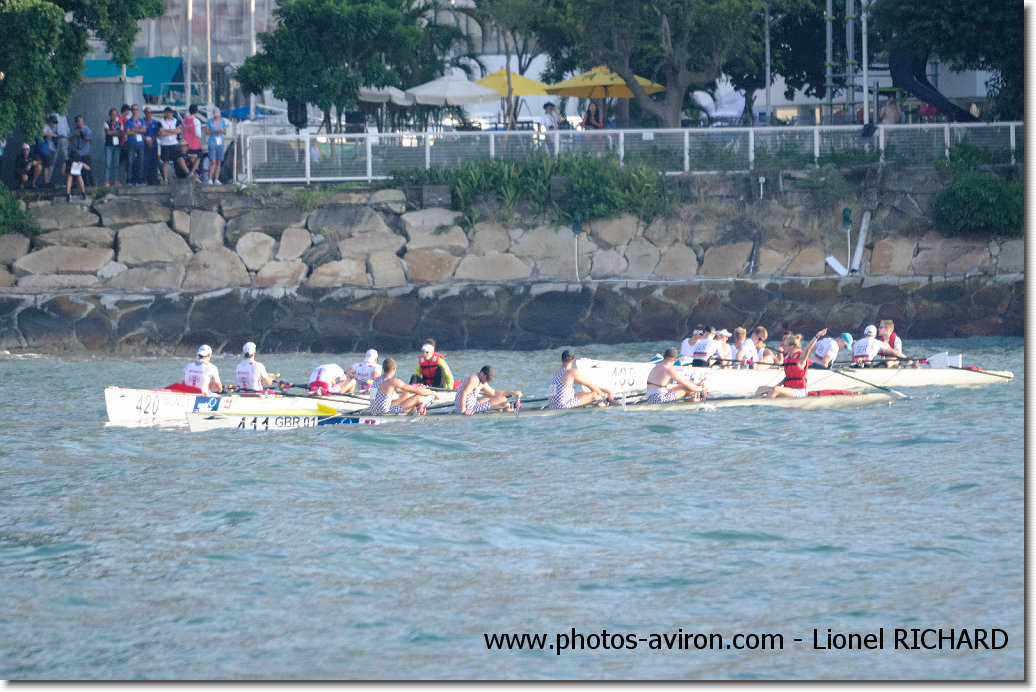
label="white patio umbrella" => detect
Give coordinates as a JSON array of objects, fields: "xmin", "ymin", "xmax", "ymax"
[
  {"xmin": 405, "ymin": 74, "xmax": 501, "ymax": 106},
  {"xmin": 359, "ymin": 85, "xmax": 414, "ymax": 107}
]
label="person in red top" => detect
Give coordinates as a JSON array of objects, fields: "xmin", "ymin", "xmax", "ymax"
[
  {"xmin": 409, "ymin": 338, "xmax": 454, "ymax": 389},
  {"xmin": 877, "ymin": 319, "xmax": 903, "ymax": 367},
  {"xmin": 755, "ymin": 328, "xmax": 827, "ymax": 398}
]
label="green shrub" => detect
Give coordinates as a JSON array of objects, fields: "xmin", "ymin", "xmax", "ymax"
[
  {"xmin": 931, "ymin": 170, "xmax": 1023, "ymax": 238},
  {"xmin": 0, "ymin": 186, "xmax": 41, "ymax": 237}
]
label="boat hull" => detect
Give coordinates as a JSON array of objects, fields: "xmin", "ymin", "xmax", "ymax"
[
  {"xmin": 575, "ymin": 358, "xmax": 1013, "ymax": 396},
  {"xmin": 185, "ymin": 411, "xmax": 417, "ymax": 432},
  {"xmin": 104, "ymin": 386, "xmax": 455, "ymax": 426}
]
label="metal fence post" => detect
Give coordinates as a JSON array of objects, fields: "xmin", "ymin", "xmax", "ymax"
[
  {"xmin": 814, "ymin": 126, "xmax": 820, "ymax": 165},
  {"xmin": 489, "ymin": 132, "xmax": 495, "ymax": 159},
  {"xmin": 618, "ymin": 131, "xmax": 625, "ymax": 164},
  {"xmin": 245, "ymin": 135, "xmax": 252, "ymax": 184},
  {"xmin": 1010, "ymin": 124, "xmax": 1016, "ymax": 165},
  {"xmin": 683, "ymin": 130, "xmax": 690, "ymax": 172},
  {"xmin": 944, "ymin": 123, "xmax": 950, "ymax": 160},
  {"xmin": 748, "ymin": 129, "xmax": 755, "ymax": 169},
  {"xmin": 304, "ymin": 131, "xmax": 311, "ymax": 184},
  {"xmin": 425, "ymin": 133, "xmax": 431, "ymax": 170},
  {"xmin": 365, "ymin": 133, "xmax": 373, "ymax": 182},
  {"xmin": 878, "ymin": 124, "xmax": 885, "ymax": 163}
]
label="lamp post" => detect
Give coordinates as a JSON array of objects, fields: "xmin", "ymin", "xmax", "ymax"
[{"xmin": 186, "ymin": 0, "xmax": 193, "ymax": 107}]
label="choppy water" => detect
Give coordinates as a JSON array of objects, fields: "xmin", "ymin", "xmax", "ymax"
[{"xmin": 0, "ymin": 338, "xmax": 1023, "ymax": 680}]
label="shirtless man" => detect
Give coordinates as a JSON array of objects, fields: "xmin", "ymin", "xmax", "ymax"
[
  {"xmin": 370, "ymin": 357, "xmax": 437, "ymax": 414},
  {"xmin": 454, "ymin": 366, "xmax": 522, "ymax": 415},
  {"xmin": 644, "ymin": 347, "xmax": 707, "ymax": 403},
  {"xmin": 547, "ymin": 350, "xmax": 612, "ymax": 409}
]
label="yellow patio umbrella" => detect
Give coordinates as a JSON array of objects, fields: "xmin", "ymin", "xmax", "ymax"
[
  {"xmin": 475, "ymin": 68, "xmax": 550, "ymax": 97},
  {"xmin": 545, "ymin": 65, "xmax": 665, "ymax": 99}
]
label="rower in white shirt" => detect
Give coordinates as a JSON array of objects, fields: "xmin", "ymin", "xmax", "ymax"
[
  {"xmin": 235, "ymin": 341, "xmax": 275, "ymax": 391},
  {"xmin": 183, "ymin": 344, "xmax": 223, "ymax": 395}
]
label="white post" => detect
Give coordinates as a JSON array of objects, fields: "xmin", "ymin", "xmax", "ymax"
[
  {"xmin": 814, "ymin": 126, "xmax": 820, "ymax": 164},
  {"xmin": 186, "ymin": 0, "xmax": 193, "ymax": 107},
  {"xmin": 304, "ymin": 131, "xmax": 311, "ymax": 183},
  {"xmin": 205, "ymin": 0, "xmax": 212, "ymax": 106},
  {"xmin": 878, "ymin": 124, "xmax": 885, "ymax": 162},
  {"xmin": 1009, "ymin": 124, "xmax": 1016, "ymax": 164},
  {"xmin": 365, "ymin": 133, "xmax": 373, "ymax": 182},
  {"xmin": 617, "ymin": 131, "xmax": 624, "ymax": 164},
  {"xmin": 764, "ymin": 3, "xmax": 772, "ymax": 125},
  {"xmin": 424, "ymin": 134, "xmax": 431, "ymax": 169},
  {"xmin": 683, "ymin": 129, "xmax": 689, "ymax": 172},
  {"xmin": 861, "ymin": 0, "xmax": 869, "ymax": 124},
  {"xmin": 249, "ymin": 0, "xmax": 256, "ymax": 118},
  {"xmin": 489, "ymin": 132, "xmax": 495, "ymax": 159},
  {"xmin": 748, "ymin": 128, "xmax": 755, "ymax": 169}
]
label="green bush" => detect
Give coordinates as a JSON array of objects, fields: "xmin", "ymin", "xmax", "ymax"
[
  {"xmin": 931, "ymin": 170, "xmax": 1023, "ymax": 238},
  {"xmin": 0, "ymin": 186, "xmax": 41, "ymax": 237},
  {"xmin": 385, "ymin": 151, "xmax": 672, "ymax": 226}
]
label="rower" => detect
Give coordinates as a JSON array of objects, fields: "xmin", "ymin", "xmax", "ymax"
[
  {"xmin": 714, "ymin": 329, "xmax": 733, "ymax": 367},
  {"xmin": 644, "ymin": 347, "xmax": 707, "ymax": 403},
  {"xmin": 183, "ymin": 344, "xmax": 223, "ymax": 395},
  {"xmin": 755, "ymin": 329, "xmax": 826, "ymax": 398},
  {"xmin": 547, "ymin": 349, "xmax": 612, "ymax": 409},
  {"xmin": 878, "ymin": 320, "xmax": 904, "ymax": 367},
  {"xmin": 410, "ymin": 338, "xmax": 454, "ymax": 390},
  {"xmin": 308, "ymin": 362, "xmax": 347, "ymax": 394},
  {"xmin": 852, "ymin": 324, "xmax": 906, "ymax": 366},
  {"xmin": 235, "ymin": 341, "xmax": 275, "ymax": 391},
  {"xmin": 689, "ymin": 326, "xmax": 719, "ymax": 367},
  {"xmin": 371, "ymin": 357, "xmax": 438, "ymax": 414},
  {"xmin": 340, "ymin": 349, "xmax": 382, "ymax": 394},
  {"xmin": 454, "ymin": 366, "xmax": 522, "ymax": 415},
  {"xmin": 812, "ymin": 332, "xmax": 854, "ymax": 369}
]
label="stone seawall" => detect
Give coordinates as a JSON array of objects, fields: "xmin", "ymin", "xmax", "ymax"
[{"xmin": 0, "ymin": 164, "xmax": 1024, "ymax": 353}]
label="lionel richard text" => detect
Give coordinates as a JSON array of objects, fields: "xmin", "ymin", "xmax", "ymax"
[{"xmin": 809, "ymin": 628, "xmax": 1008, "ymax": 650}]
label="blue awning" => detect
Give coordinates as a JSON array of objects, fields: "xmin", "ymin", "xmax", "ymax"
[{"xmin": 83, "ymin": 57, "xmax": 184, "ymax": 97}]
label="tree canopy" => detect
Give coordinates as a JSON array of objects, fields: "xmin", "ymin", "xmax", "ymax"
[
  {"xmin": 0, "ymin": 0, "xmax": 164, "ymax": 141},
  {"xmin": 236, "ymin": 0, "xmax": 467, "ymax": 131},
  {"xmin": 869, "ymin": 0, "xmax": 1022, "ymax": 120}
]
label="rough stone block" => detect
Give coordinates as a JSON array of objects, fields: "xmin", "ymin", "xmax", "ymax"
[
  {"xmin": 511, "ymin": 224, "xmax": 596, "ymax": 263},
  {"xmin": 0, "ymin": 234, "xmax": 32, "ymax": 265},
  {"xmin": 337, "ymin": 231, "xmax": 406, "ymax": 258},
  {"xmin": 469, "ymin": 221, "xmax": 511, "ymax": 256},
  {"xmin": 589, "ymin": 249, "xmax": 629, "ymax": 278},
  {"xmin": 784, "ymin": 246, "xmax": 827, "ymax": 276},
  {"xmin": 236, "ymin": 231, "xmax": 277, "ymax": 271},
  {"xmin": 404, "ymin": 224, "xmax": 468, "ymax": 254},
  {"xmin": 254, "ymin": 261, "xmax": 308, "ymax": 287},
  {"xmin": 401, "ymin": 208, "xmax": 461, "ymax": 239},
  {"xmin": 171, "ymin": 209, "xmax": 191, "ymax": 236},
  {"xmin": 13, "ymin": 246, "xmax": 114, "ymax": 276},
  {"xmin": 189, "ymin": 210, "xmax": 226, "ymax": 250},
  {"xmin": 93, "ymin": 197, "xmax": 169, "ymax": 229},
  {"xmin": 225, "ymin": 206, "xmax": 307, "ymax": 244},
  {"xmin": 868, "ymin": 238, "xmax": 917, "ymax": 275},
  {"xmin": 403, "ymin": 249, "xmax": 459, "ymax": 284},
  {"xmin": 29, "ymin": 204, "xmax": 100, "ymax": 231},
  {"xmin": 105, "ymin": 264, "xmax": 186, "ymax": 291},
  {"xmin": 368, "ymin": 250, "xmax": 407, "ymax": 287},
  {"xmin": 17, "ymin": 274, "xmax": 101, "ymax": 290},
  {"xmin": 755, "ymin": 248, "xmax": 791, "ymax": 276},
  {"xmin": 912, "ymin": 246, "xmax": 991, "ymax": 276},
  {"xmin": 276, "ymin": 227, "xmax": 312, "ymax": 261},
  {"xmin": 654, "ymin": 243, "xmax": 699, "ymax": 279},
  {"xmin": 453, "ymin": 253, "xmax": 532, "ymax": 282},
  {"xmin": 369, "ymin": 189, "xmax": 407, "ymax": 215},
  {"xmin": 589, "ymin": 214, "xmax": 640, "ymax": 250},
  {"xmin": 117, "ymin": 222, "xmax": 193, "ymax": 267},
  {"xmin": 624, "ymin": 238, "xmax": 660, "ymax": 278},
  {"xmin": 700, "ymin": 241, "xmax": 753, "ymax": 277},
  {"xmin": 35, "ymin": 227, "xmax": 115, "ymax": 249},
  {"xmin": 0, "ymin": 267, "xmax": 13, "ymax": 287},
  {"xmin": 307, "ymin": 204, "xmax": 389, "ymax": 244},
  {"xmin": 306, "ymin": 258, "xmax": 370, "ymax": 287},
  {"xmin": 421, "ymin": 185, "xmax": 451, "ymax": 208},
  {"xmin": 183, "ymin": 248, "xmax": 251, "ymax": 289},
  {"xmin": 996, "ymin": 239, "xmax": 1024, "ymax": 273}
]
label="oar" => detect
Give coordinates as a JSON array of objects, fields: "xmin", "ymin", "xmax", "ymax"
[
  {"xmin": 945, "ymin": 365, "xmax": 1014, "ymax": 381},
  {"xmin": 828, "ymin": 368, "xmax": 909, "ymax": 399}
]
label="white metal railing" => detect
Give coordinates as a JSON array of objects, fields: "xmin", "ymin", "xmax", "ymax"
[{"xmin": 240, "ymin": 121, "xmax": 1023, "ymax": 184}]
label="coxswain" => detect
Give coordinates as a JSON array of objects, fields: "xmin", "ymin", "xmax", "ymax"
[
  {"xmin": 308, "ymin": 362, "xmax": 347, "ymax": 394},
  {"xmin": 852, "ymin": 324, "xmax": 906, "ymax": 365},
  {"xmin": 341, "ymin": 349, "xmax": 383, "ymax": 394},
  {"xmin": 235, "ymin": 341, "xmax": 275, "ymax": 391},
  {"xmin": 454, "ymin": 366, "xmax": 522, "ymax": 415},
  {"xmin": 183, "ymin": 344, "xmax": 223, "ymax": 395},
  {"xmin": 547, "ymin": 350, "xmax": 612, "ymax": 409},
  {"xmin": 644, "ymin": 347, "xmax": 707, "ymax": 403},
  {"xmin": 755, "ymin": 329, "xmax": 826, "ymax": 398},
  {"xmin": 410, "ymin": 338, "xmax": 454, "ymax": 389},
  {"xmin": 370, "ymin": 358, "xmax": 437, "ymax": 414}
]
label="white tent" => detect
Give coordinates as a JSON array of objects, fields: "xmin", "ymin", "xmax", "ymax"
[{"xmin": 405, "ymin": 74, "xmax": 500, "ymax": 106}]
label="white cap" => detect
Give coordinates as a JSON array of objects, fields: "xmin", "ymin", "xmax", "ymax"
[
  {"xmin": 365, "ymin": 348, "xmax": 378, "ymax": 362},
  {"xmin": 716, "ymin": 329, "xmax": 732, "ymax": 337},
  {"xmin": 242, "ymin": 341, "xmax": 256, "ymax": 355},
  {"xmin": 864, "ymin": 325, "xmax": 877, "ymax": 336},
  {"xmin": 197, "ymin": 344, "xmax": 212, "ymax": 357},
  {"xmin": 421, "ymin": 343, "xmax": 434, "ymax": 353}
]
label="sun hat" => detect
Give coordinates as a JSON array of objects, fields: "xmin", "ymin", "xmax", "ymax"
[
  {"xmin": 716, "ymin": 328, "xmax": 732, "ymax": 337},
  {"xmin": 840, "ymin": 333, "xmax": 854, "ymax": 348},
  {"xmin": 365, "ymin": 348, "xmax": 378, "ymax": 362},
  {"xmin": 242, "ymin": 341, "xmax": 256, "ymax": 356},
  {"xmin": 22, "ymin": 143, "xmax": 30, "ymax": 149},
  {"xmin": 864, "ymin": 325, "xmax": 877, "ymax": 337},
  {"xmin": 197, "ymin": 344, "xmax": 212, "ymax": 357},
  {"xmin": 421, "ymin": 343, "xmax": 434, "ymax": 353}
]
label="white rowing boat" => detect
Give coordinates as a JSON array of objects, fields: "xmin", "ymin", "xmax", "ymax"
[
  {"xmin": 185, "ymin": 410, "xmax": 418, "ymax": 432},
  {"xmin": 185, "ymin": 390, "xmax": 895, "ymax": 431},
  {"xmin": 575, "ymin": 352, "xmax": 1013, "ymax": 397},
  {"xmin": 105, "ymin": 385, "xmax": 455, "ymax": 427}
]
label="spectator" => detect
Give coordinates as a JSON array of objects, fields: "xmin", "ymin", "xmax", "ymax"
[
  {"xmin": 49, "ymin": 113, "xmax": 70, "ymax": 185},
  {"xmin": 15, "ymin": 143, "xmax": 43, "ymax": 189},
  {"xmin": 204, "ymin": 107, "xmax": 228, "ymax": 185},
  {"xmin": 141, "ymin": 107, "xmax": 160, "ymax": 184},
  {"xmin": 118, "ymin": 104, "xmax": 131, "ymax": 184},
  {"xmin": 103, "ymin": 108, "xmax": 123, "ymax": 186},
  {"xmin": 40, "ymin": 115, "xmax": 59, "ymax": 186},
  {"xmin": 124, "ymin": 105, "xmax": 146, "ymax": 185},
  {"xmin": 158, "ymin": 106, "xmax": 190, "ymax": 183},
  {"xmin": 63, "ymin": 152, "xmax": 90, "ymax": 202},
  {"xmin": 69, "ymin": 115, "xmax": 93, "ymax": 187},
  {"xmin": 181, "ymin": 104, "xmax": 205, "ymax": 179},
  {"xmin": 880, "ymin": 95, "xmax": 902, "ymax": 125}
]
